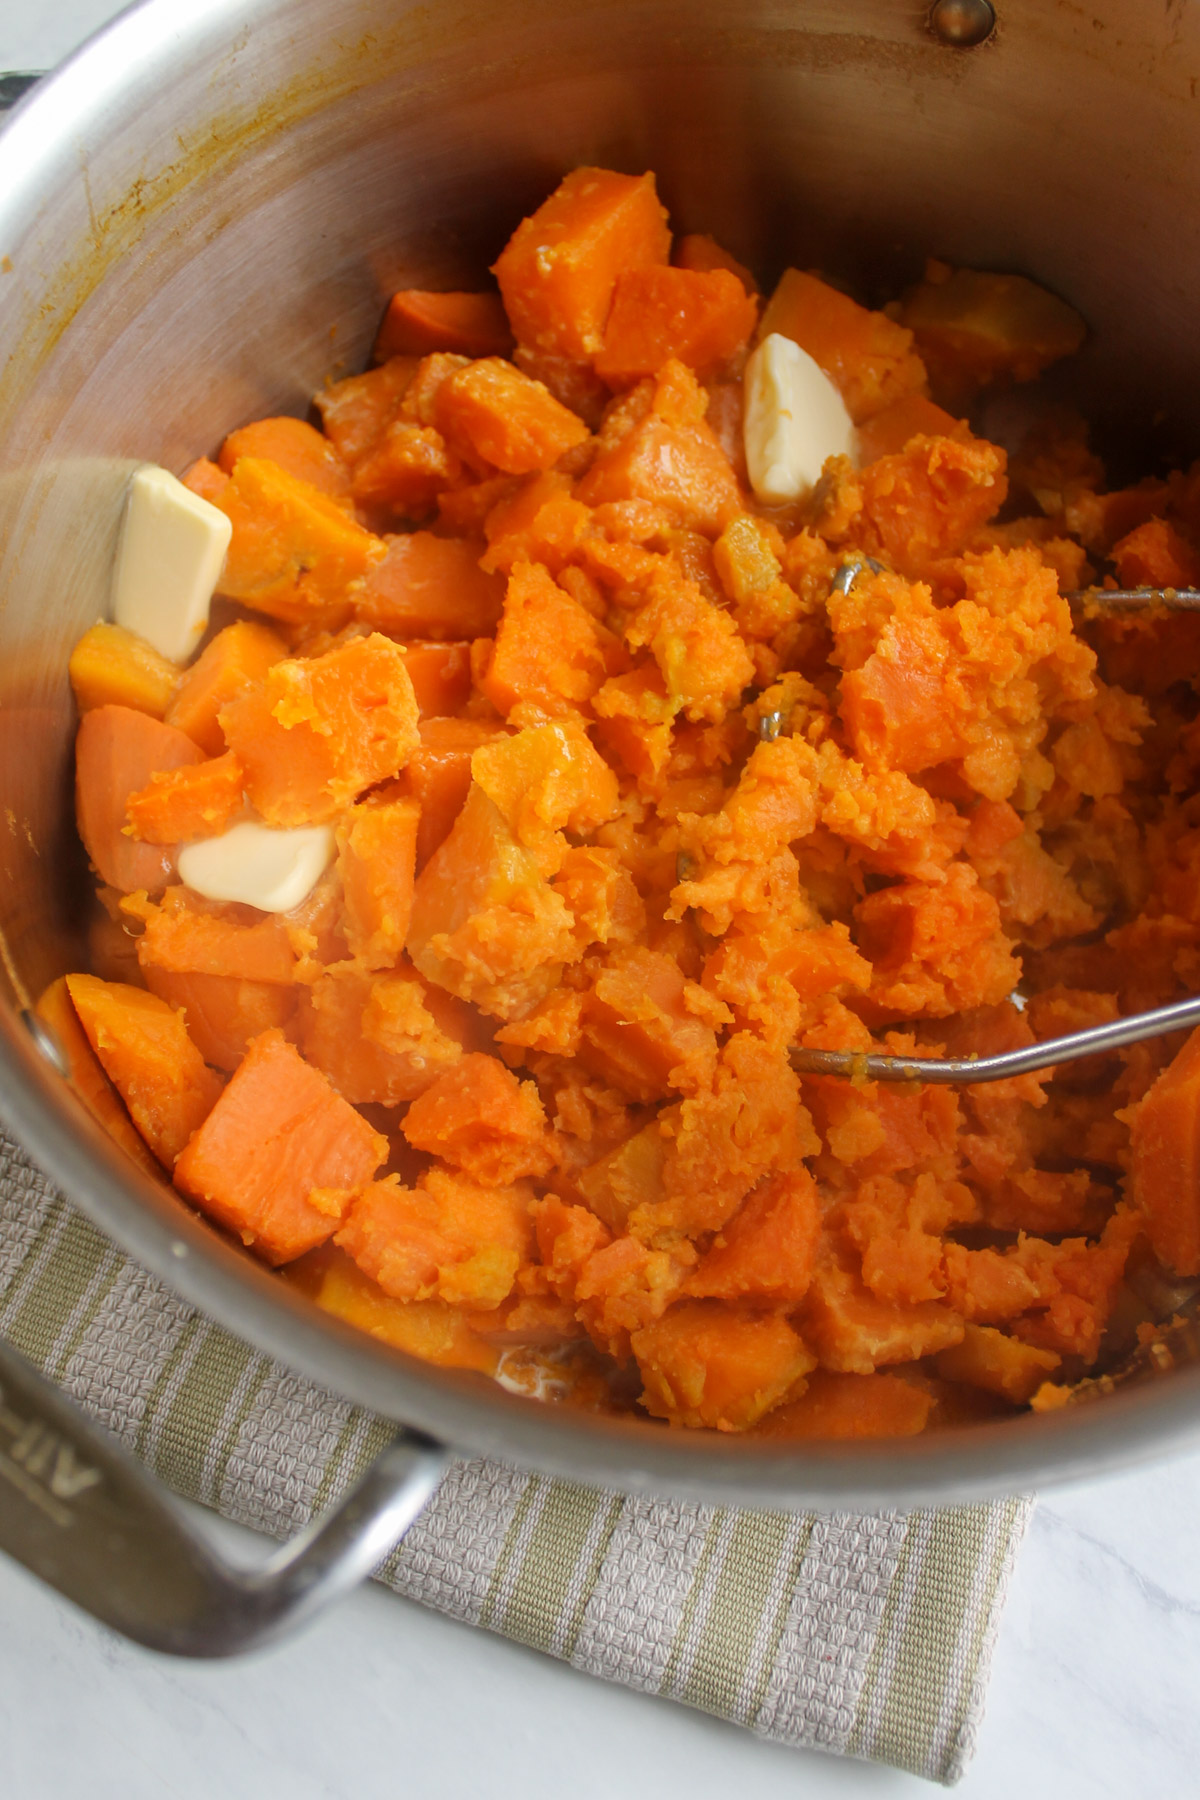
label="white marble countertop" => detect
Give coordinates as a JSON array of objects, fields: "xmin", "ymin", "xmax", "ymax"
[{"xmin": 3, "ymin": 2, "xmax": 1200, "ymax": 1793}]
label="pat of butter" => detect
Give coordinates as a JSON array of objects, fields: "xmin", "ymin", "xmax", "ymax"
[
  {"xmin": 113, "ymin": 465, "xmax": 232, "ymax": 663},
  {"xmin": 743, "ymin": 332, "xmax": 856, "ymax": 506},
  {"xmin": 178, "ymin": 820, "xmax": 335, "ymax": 915}
]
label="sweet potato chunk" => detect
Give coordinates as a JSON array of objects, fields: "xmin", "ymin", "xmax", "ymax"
[
  {"xmin": 220, "ymin": 633, "xmax": 419, "ymax": 826},
  {"xmin": 899, "ymin": 262, "xmax": 1086, "ymax": 405},
  {"xmin": 399, "ymin": 641, "xmax": 473, "ymax": 717},
  {"xmin": 758, "ymin": 269, "xmax": 926, "ymax": 423},
  {"xmin": 312, "ymin": 1249, "xmax": 497, "ymax": 1371},
  {"xmin": 65, "ymin": 974, "xmax": 223, "ymax": 1169},
  {"xmin": 355, "ymin": 531, "xmax": 504, "ymax": 639},
  {"xmin": 313, "ymin": 356, "xmax": 418, "ymax": 466},
  {"xmin": 336, "ymin": 1167, "xmax": 532, "ymax": 1309},
  {"xmin": 401, "ymin": 1052, "xmax": 555, "ymax": 1183},
  {"xmin": 493, "ymin": 167, "xmax": 671, "ymax": 363},
  {"xmin": 217, "ymin": 416, "xmax": 352, "ymax": 500},
  {"xmin": 36, "ymin": 977, "xmax": 161, "ymax": 1177},
  {"xmin": 351, "ymin": 421, "xmax": 462, "ymax": 517},
  {"xmin": 753, "ymin": 1370, "xmax": 934, "ymax": 1440},
  {"xmin": 856, "ymin": 392, "xmax": 961, "ymax": 462},
  {"xmin": 1129, "ymin": 1026, "xmax": 1200, "ymax": 1275},
  {"xmin": 478, "ymin": 561, "xmax": 617, "ymax": 718},
  {"xmin": 215, "ymin": 456, "xmax": 384, "ymax": 624},
  {"xmin": 336, "ymin": 795, "xmax": 420, "ymax": 968},
  {"xmin": 69, "ymin": 622, "xmax": 180, "ymax": 720},
  {"xmin": 174, "ymin": 1030, "xmax": 387, "ymax": 1264},
  {"xmin": 141, "ymin": 967, "xmax": 297, "ymax": 1073},
  {"xmin": 687, "ymin": 1170, "xmax": 820, "ymax": 1304},
  {"xmin": 125, "ymin": 750, "xmax": 245, "ymax": 844},
  {"xmin": 470, "ymin": 721, "xmax": 619, "ymax": 848},
  {"xmin": 595, "ymin": 266, "xmax": 758, "ymax": 385},
  {"xmin": 672, "ymin": 233, "xmax": 758, "ymax": 294},
  {"xmin": 803, "ymin": 1247, "xmax": 965, "ymax": 1373},
  {"xmin": 297, "ymin": 967, "xmax": 464, "ymax": 1104},
  {"xmin": 407, "ymin": 784, "xmax": 576, "ymax": 1018},
  {"xmin": 578, "ymin": 945, "xmax": 717, "ymax": 1101},
  {"xmin": 165, "ymin": 621, "xmax": 288, "ymax": 756},
  {"xmin": 405, "ymin": 716, "xmax": 504, "ymax": 868},
  {"xmin": 375, "ymin": 289, "xmax": 515, "ymax": 361},
  {"xmin": 133, "ymin": 886, "xmax": 298, "ymax": 985},
  {"xmin": 76, "ymin": 705, "xmax": 205, "ymax": 892},
  {"xmin": 632, "ymin": 1301, "xmax": 815, "ymax": 1431},
  {"xmin": 436, "ymin": 358, "xmax": 590, "ymax": 475},
  {"xmin": 936, "ymin": 1324, "xmax": 1061, "ymax": 1404},
  {"xmin": 576, "ymin": 360, "xmax": 742, "ymax": 534}
]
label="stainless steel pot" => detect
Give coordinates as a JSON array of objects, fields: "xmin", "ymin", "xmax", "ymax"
[{"xmin": 1, "ymin": 0, "xmax": 1198, "ymax": 1654}]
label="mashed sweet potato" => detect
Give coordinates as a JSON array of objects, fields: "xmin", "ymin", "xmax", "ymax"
[{"xmin": 57, "ymin": 167, "xmax": 1200, "ymax": 1438}]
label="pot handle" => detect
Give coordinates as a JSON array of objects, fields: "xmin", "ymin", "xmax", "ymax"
[{"xmin": 0, "ymin": 1330, "xmax": 448, "ymax": 1655}]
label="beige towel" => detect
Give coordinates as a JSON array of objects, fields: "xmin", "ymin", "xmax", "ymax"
[{"xmin": 0, "ymin": 1127, "xmax": 1029, "ymax": 1783}]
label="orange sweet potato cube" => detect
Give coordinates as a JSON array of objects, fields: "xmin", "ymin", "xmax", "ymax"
[
  {"xmin": 296, "ymin": 967, "xmax": 464, "ymax": 1104},
  {"xmin": 578, "ymin": 945, "xmax": 718, "ymax": 1102},
  {"xmin": 133, "ymin": 886, "xmax": 298, "ymax": 985},
  {"xmin": 856, "ymin": 391, "xmax": 962, "ymax": 462},
  {"xmin": 575, "ymin": 1122, "xmax": 669, "ymax": 1234},
  {"xmin": 407, "ymin": 783, "xmax": 575, "ymax": 1019},
  {"xmin": 398, "ymin": 641, "xmax": 473, "ymax": 718},
  {"xmin": 355, "ymin": 531, "xmax": 504, "ymax": 639},
  {"xmin": 165, "ymin": 621, "xmax": 288, "ymax": 756},
  {"xmin": 936, "ymin": 1323, "xmax": 1061, "ymax": 1404},
  {"xmin": 37, "ymin": 977, "xmax": 163, "ymax": 1178},
  {"xmin": 401, "ymin": 1052, "xmax": 555, "ymax": 1184},
  {"xmin": 898, "ymin": 262, "xmax": 1085, "ymax": 406},
  {"xmin": 350, "ymin": 420, "xmax": 462, "ymax": 517},
  {"xmin": 687, "ymin": 1170, "xmax": 820, "ymax": 1305},
  {"xmin": 672, "ymin": 233, "xmax": 758, "ymax": 294},
  {"xmin": 220, "ymin": 633, "xmax": 420, "ymax": 825},
  {"xmin": 312, "ymin": 1249, "xmax": 498, "ymax": 1372},
  {"xmin": 576, "ymin": 361, "xmax": 742, "ymax": 534},
  {"xmin": 470, "ymin": 722, "xmax": 619, "ymax": 848},
  {"xmin": 802, "ymin": 1247, "xmax": 965, "ymax": 1372},
  {"xmin": 336, "ymin": 1167, "xmax": 532, "ymax": 1309},
  {"xmin": 182, "ymin": 457, "xmax": 229, "ymax": 504},
  {"xmin": 215, "ymin": 456, "xmax": 385, "ymax": 624},
  {"xmin": 313, "ymin": 356, "xmax": 419, "ymax": 466},
  {"xmin": 1129, "ymin": 1025, "xmax": 1200, "ymax": 1275},
  {"xmin": 217, "ymin": 416, "xmax": 352, "ymax": 500},
  {"xmin": 758, "ymin": 268, "xmax": 927, "ymax": 423},
  {"xmin": 141, "ymin": 966, "xmax": 298, "ymax": 1073},
  {"xmin": 492, "ymin": 167, "xmax": 671, "ymax": 363},
  {"xmin": 65, "ymin": 973, "xmax": 224, "ymax": 1169},
  {"xmin": 374, "ymin": 290, "xmax": 515, "ymax": 362},
  {"xmin": 336, "ymin": 794, "xmax": 420, "ymax": 968},
  {"xmin": 1110, "ymin": 518, "xmax": 1200, "ymax": 590},
  {"xmin": 436, "ymin": 358, "xmax": 590, "ymax": 475},
  {"xmin": 752, "ymin": 1370, "xmax": 934, "ymax": 1440},
  {"xmin": 174, "ymin": 1029, "xmax": 387, "ymax": 1264},
  {"xmin": 480, "ymin": 470, "xmax": 593, "ymax": 575},
  {"xmin": 125, "ymin": 750, "xmax": 245, "ymax": 844},
  {"xmin": 595, "ymin": 266, "xmax": 758, "ymax": 386},
  {"xmin": 477, "ymin": 560, "xmax": 616, "ymax": 718},
  {"xmin": 69, "ymin": 622, "xmax": 180, "ymax": 720},
  {"xmin": 76, "ymin": 704, "xmax": 206, "ymax": 892},
  {"xmin": 632, "ymin": 1300, "xmax": 816, "ymax": 1431},
  {"xmin": 405, "ymin": 716, "xmax": 503, "ymax": 868}
]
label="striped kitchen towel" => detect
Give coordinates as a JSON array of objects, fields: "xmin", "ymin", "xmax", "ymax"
[{"xmin": 0, "ymin": 1127, "xmax": 1029, "ymax": 1784}]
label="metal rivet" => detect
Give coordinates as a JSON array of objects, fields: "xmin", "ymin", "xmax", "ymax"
[{"xmin": 930, "ymin": 0, "xmax": 996, "ymax": 48}]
